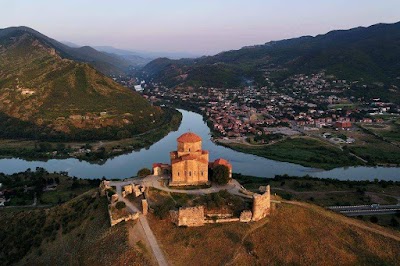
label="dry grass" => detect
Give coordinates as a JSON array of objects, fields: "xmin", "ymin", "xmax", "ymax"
[
  {"xmin": 148, "ymin": 214, "xmax": 251, "ymax": 266},
  {"xmin": 149, "ymin": 202, "xmax": 400, "ymax": 266},
  {"xmin": 9, "ymin": 192, "xmax": 151, "ymax": 266}
]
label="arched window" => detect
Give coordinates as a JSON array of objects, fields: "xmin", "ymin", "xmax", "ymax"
[
  {"xmin": 177, "ymin": 171, "xmax": 180, "ymax": 176},
  {"xmin": 188, "ymin": 148, "xmax": 191, "ymax": 152},
  {"xmin": 201, "ymin": 171, "xmax": 203, "ymax": 176},
  {"xmin": 189, "ymin": 171, "xmax": 192, "ymax": 176}
]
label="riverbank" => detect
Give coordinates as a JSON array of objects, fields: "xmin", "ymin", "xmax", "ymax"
[
  {"xmin": 1, "ymin": 109, "xmax": 400, "ymax": 180},
  {"xmin": 0, "ymin": 108, "xmax": 182, "ymax": 163},
  {"xmin": 216, "ymin": 136, "xmax": 365, "ymax": 170}
]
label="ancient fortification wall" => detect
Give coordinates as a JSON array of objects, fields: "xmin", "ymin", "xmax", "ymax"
[
  {"xmin": 99, "ymin": 180, "xmax": 111, "ymax": 196},
  {"xmin": 252, "ymin": 185, "xmax": 271, "ymax": 221},
  {"xmin": 171, "ymin": 206, "xmax": 205, "ymax": 227}
]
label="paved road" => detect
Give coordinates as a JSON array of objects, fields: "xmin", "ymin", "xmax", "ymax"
[
  {"xmin": 111, "ymin": 180, "xmax": 169, "ymax": 266},
  {"xmin": 328, "ymin": 204, "xmax": 400, "ymax": 216}
]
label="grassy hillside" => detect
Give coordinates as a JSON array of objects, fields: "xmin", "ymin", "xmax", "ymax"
[
  {"xmin": 0, "ymin": 191, "xmax": 150, "ymax": 266},
  {"xmin": 0, "ymin": 29, "xmax": 175, "ymax": 141},
  {"xmin": 148, "ymin": 201, "xmax": 400, "ymax": 266}
]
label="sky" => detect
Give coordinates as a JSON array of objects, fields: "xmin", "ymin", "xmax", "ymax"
[{"xmin": 1, "ymin": 0, "xmax": 400, "ymax": 56}]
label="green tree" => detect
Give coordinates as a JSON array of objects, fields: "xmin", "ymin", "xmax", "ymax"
[
  {"xmin": 137, "ymin": 168, "xmax": 151, "ymax": 177},
  {"xmin": 212, "ymin": 165, "xmax": 230, "ymax": 185},
  {"xmin": 115, "ymin": 201, "xmax": 126, "ymax": 210}
]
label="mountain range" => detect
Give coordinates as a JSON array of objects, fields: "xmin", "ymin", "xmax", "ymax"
[
  {"xmin": 0, "ymin": 26, "xmax": 167, "ymax": 140},
  {"xmin": 141, "ymin": 22, "xmax": 400, "ymax": 94}
]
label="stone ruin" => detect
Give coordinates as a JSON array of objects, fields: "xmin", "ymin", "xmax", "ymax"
[
  {"xmin": 170, "ymin": 206, "xmax": 205, "ymax": 227},
  {"xmin": 142, "ymin": 199, "xmax": 148, "ymax": 215},
  {"xmin": 110, "ymin": 194, "xmax": 119, "ymax": 204},
  {"xmin": 239, "ymin": 210, "xmax": 253, "ymax": 222},
  {"xmin": 252, "ymin": 185, "xmax": 271, "ymax": 221},
  {"xmin": 99, "ymin": 180, "xmax": 111, "ymax": 196},
  {"xmin": 122, "ymin": 184, "xmax": 145, "ymax": 198},
  {"xmin": 170, "ymin": 185, "xmax": 271, "ymax": 227}
]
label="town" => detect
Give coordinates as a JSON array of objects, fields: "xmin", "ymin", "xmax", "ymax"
[{"xmin": 140, "ymin": 72, "xmax": 398, "ymax": 141}]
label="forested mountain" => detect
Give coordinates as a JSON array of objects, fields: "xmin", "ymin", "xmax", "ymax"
[
  {"xmin": 0, "ymin": 26, "xmax": 131, "ymax": 75},
  {"xmin": 142, "ymin": 22, "xmax": 400, "ymax": 89},
  {"xmin": 0, "ymin": 27, "xmax": 167, "ymax": 140}
]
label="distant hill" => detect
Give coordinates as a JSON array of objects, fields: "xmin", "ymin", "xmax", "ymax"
[
  {"xmin": 0, "ymin": 26, "xmax": 131, "ymax": 75},
  {"xmin": 142, "ymin": 22, "xmax": 400, "ymax": 91},
  {"xmin": 0, "ymin": 27, "xmax": 168, "ymax": 140},
  {"xmin": 94, "ymin": 45, "xmax": 201, "ymax": 60}
]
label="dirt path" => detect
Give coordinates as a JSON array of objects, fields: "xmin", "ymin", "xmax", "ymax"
[
  {"xmin": 138, "ymin": 216, "xmax": 168, "ymax": 266},
  {"xmin": 283, "ymin": 200, "xmax": 400, "ymax": 242},
  {"xmin": 114, "ymin": 183, "xmax": 169, "ymax": 266}
]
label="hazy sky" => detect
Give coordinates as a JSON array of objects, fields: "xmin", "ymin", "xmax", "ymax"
[{"xmin": 1, "ymin": 0, "xmax": 399, "ymax": 55}]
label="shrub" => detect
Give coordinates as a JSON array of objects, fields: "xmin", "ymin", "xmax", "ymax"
[
  {"xmin": 370, "ymin": 216, "xmax": 378, "ymax": 223},
  {"xmin": 137, "ymin": 168, "xmax": 151, "ymax": 177},
  {"xmin": 212, "ymin": 165, "xmax": 230, "ymax": 185},
  {"xmin": 154, "ymin": 198, "xmax": 175, "ymax": 219},
  {"xmin": 115, "ymin": 201, "xmax": 126, "ymax": 210}
]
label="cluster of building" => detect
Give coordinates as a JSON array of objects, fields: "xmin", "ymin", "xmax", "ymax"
[{"xmin": 143, "ymin": 72, "xmax": 398, "ymax": 139}]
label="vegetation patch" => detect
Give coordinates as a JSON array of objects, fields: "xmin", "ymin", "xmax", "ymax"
[{"xmin": 223, "ymin": 137, "xmax": 363, "ymax": 169}]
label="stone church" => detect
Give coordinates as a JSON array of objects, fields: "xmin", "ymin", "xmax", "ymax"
[{"xmin": 152, "ymin": 132, "xmax": 232, "ymax": 186}]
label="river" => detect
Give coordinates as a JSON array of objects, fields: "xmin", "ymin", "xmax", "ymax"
[{"xmin": 0, "ymin": 109, "xmax": 399, "ymax": 181}]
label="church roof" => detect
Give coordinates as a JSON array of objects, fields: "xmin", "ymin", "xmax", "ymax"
[
  {"xmin": 177, "ymin": 132, "xmax": 202, "ymax": 143},
  {"xmin": 213, "ymin": 158, "xmax": 232, "ymax": 169}
]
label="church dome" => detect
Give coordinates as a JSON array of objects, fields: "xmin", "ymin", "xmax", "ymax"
[{"xmin": 177, "ymin": 132, "xmax": 202, "ymax": 143}]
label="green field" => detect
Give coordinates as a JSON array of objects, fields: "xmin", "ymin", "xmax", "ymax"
[
  {"xmin": 223, "ymin": 137, "xmax": 363, "ymax": 169},
  {"xmin": 348, "ymin": 133, "xmax": 400, "ymax": 166}
]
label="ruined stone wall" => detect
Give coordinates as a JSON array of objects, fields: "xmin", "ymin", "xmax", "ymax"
[
  {"xmin": 142, "ymin": 199, "xmax": 148, "ymax": 215},
  {"xmin": 108, "ymin": 206, "xmax": 139, "ymax": 226},
  {"xmin": 124, "ymin": 185, "xmax": 133, "ymax": 195},
  {"xmin": 111, "ymin": 194, "xmax": 119, "ymax": 204},
  {"xmin": 171, "ymin": 206, "xmax": 205, "ymax": 227},
  {"xmin": 252, "ymin": 185, "xmax": 271, "ymax": 221},
  {"xmin": 99, "ymin": 180, "xmax": 111, "ymax": 196},
  {"xmin": 240, "ymin": 210, "xmax": 253, "ymax": 222}
]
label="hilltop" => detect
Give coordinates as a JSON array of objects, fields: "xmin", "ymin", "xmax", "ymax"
[
  {"xmin": 1, "ymin": 171, "xmax": 399, "ymax": 265},
  {"xmin": 0, "ymin": 26, "xmax": 132, "ymax": 75},
  {"xmin": 0, "ymin": 27, "xmax": 179, "ymax": 141},
  {"xmin": 142, "ymin": 22, "xmax": 400, "ymax": 102},
  {"xmin": 149, "ymin": 200, "xmax": 400, "ymax": 265}
]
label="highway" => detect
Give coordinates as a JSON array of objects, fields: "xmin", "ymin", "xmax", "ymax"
[{"xmin": 328, "ymin": 204, "xmax": 400, "ymax": 216}]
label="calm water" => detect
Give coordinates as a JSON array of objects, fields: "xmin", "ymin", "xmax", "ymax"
[{"xmin": 0, "ymin": 110, "xmax": 399, "ymax": 181}]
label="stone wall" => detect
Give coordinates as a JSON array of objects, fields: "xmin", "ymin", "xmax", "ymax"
[
  {"xmin": 240, "ymin": 210, "xmax": 253, "ymax": 222},
  {"xmin": 111, "ymin": 194, "xmax": 119, "ymax": 204},
  {"xmin": 99, "ymin": 180, "xmax": 111, "ymax": 196},
  {"xmin": 252, "ymin": 185, "xmax": 271, "ymax": 221},
  {"xmin": 142, "ymin": 199, "xmax": 148, "ymax": 215},
  {"xmin": 108, "ymin": 206, "xmax": 139, "ymax": 226},
  {"xmin": 170, "ymin": 206, "xmax": 205, "ymax": 227},
  {"xmin": 124, "ymin": 185, "xmax": 133, "ymax": 195}
]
